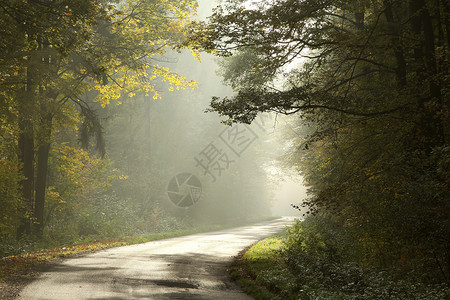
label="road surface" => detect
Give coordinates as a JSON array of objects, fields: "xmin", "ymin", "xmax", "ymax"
[{"xmin": 17, "ymin": 217, "xmax": 295, "ymax": 299}]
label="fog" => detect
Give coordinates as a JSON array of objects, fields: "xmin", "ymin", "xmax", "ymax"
[
  {"xmin": 101, "ymin": 0, "xmax": 306, "ymax": 227},
  {"xmin": 0, "ymin": 0, "xmax": 308, "ymax": 252}
]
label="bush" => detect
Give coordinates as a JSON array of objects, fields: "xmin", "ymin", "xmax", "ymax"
[{"xmin": 280, "ymin": 216, "xmax": 450, "ymax": 299}]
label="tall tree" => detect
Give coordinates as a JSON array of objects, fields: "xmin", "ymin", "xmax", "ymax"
[
  {"xmin": 0, "ymin": 0, "xmax": 198, "ymax": 237},
  {"xmin": 190, "ymin": 0, "xmax": 449, "ymax": 278}
]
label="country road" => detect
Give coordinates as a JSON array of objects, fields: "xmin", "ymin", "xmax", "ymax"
[{"xmin": 17, "ymin": 217, "xmax": 296, "ymax": 300}]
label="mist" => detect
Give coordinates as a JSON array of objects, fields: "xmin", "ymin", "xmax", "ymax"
[{"xmin": 103, "ymin": 1, "xmax": 305, "ymax": 225}]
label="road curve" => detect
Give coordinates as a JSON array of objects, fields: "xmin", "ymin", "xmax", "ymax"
[{"xmin": 17, "ymin": 217, "xmax": 296, "ymax": 300}]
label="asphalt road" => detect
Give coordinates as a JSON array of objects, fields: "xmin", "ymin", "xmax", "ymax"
[{"xmin": 17, "ymin": 217, "xmax": 296, "ymax": 300}]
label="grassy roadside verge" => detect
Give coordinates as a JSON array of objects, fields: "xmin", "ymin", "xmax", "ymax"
[
  {"xmin": 229, "ymin": 231, "xmax": 294, "ymax": 300},
  {"xmin": 230, "ymin": 219, "xmax": 450, "ymax": 300}
]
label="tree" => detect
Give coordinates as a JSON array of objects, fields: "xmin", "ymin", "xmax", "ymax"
[
  {"xmin": 190, "ymin": 0, "xmax": 449, "ymax": 279},
  {"xmin": 0, "ymin": 0, "xmax": 199, "ymax": 237},
  {"xmin": 1, "ymin": 0, "xmax": 111, "ymax": 236}
]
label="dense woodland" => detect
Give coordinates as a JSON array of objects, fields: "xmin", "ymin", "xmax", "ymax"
[
  {"xmin": 0, "ymin": 0, "xmax": 196, "ymax": 250},
  {"xmin": 0, "ymin": 0, "xmax": 449, "ymax": 297},
  {"xmin": 188, "ymin": 0, "xmax": 450, "ymax": 295},
  {"xmin": 0, "ymin": 0, "xmax": 272, "ymax": 256}
]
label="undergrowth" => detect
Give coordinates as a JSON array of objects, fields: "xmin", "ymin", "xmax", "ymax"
[{"xmin": 232, "ymin": 217, "xmax": 450, "ymax": 300}]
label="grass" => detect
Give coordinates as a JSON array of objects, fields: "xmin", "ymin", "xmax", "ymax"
[
  {"xmin": 230, "ymin": 230, "xmax": 297, "ymax": 300},
  {"xmin": 230, "ymin": 225, "xmax": 450, "ymax": 300}
]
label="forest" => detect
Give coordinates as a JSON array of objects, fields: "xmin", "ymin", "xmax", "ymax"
[
  {"xmin": 0, "ymin": 0, "xmax": 277, "ymax": 257},
  {"xmin": 190, "ymin": 0, "xmax": 449, "ymax": 298},
  {"xmin": 1, "ymin": 0, "xmax": 449, "ymax": 298}
]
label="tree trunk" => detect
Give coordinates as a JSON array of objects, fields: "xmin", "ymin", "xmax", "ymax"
[
  {"xmin": 16, "ymin": 66, "xmax": 35, "ymax": 238},
  {"xmin": 384, "ymin": 2, "xmax": 407, "ymax": 88},
  {"xmin": 17, "ymin": 116, "xmax": 34, "ymax": 237},
  {"xmin": 33, "ymin": 112, "xmax": 52, "ymax": 236},
  {"xmin": 353, "ymin": 0, "xmax": 365, "ymax": 30},
  {"xmin": 410, "ymin": 0, "xmax": 444, "ymax": 148}
]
